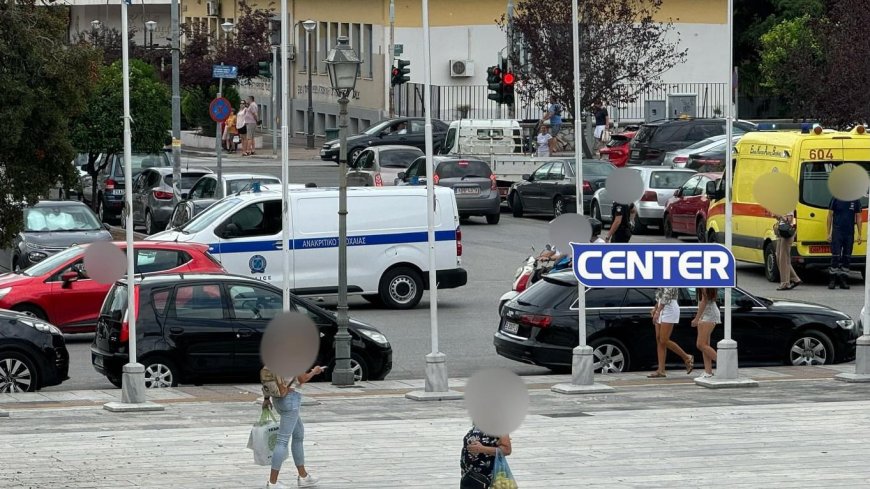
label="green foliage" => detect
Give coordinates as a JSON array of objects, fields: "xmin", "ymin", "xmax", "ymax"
[
  {"xmin": 0, "ymin": 2, "xmax": 100, "ymax": 246},
  {"xmin": 181, "ymin": 85, "xmax": 240, "ymax": 137}
]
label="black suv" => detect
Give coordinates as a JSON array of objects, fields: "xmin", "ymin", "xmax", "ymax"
[
  {"xmin": 628, "ymin": 118, "xmax": 756, "ymax": 165},
  {"xmin": 91, "ymin": 274, "xmax": 393, "ymax": 388},
  {"xmin": 0, "ymin": 308, "xmax": 69, "ymax": 392}
]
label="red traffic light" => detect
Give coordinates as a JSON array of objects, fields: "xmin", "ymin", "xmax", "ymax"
[
  {"xmin": 503, "ymin": 72, "xmax": 515, "ymax": 85},
  {"xmin": 392, "ymin": 68, "xmax": 399, "ymax": 76},
  {"xmin": 493, "ymin": 67, "xmax": 501, "ymax": 76}
]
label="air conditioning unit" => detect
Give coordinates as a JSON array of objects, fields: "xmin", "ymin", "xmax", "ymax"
[
  {"xmin": 449, "ymin": 59, "xmax": 474, "ymax": 78},
  {"xmin": 206, "ymin": 0, "xmax": 220, "ymax": 17}
]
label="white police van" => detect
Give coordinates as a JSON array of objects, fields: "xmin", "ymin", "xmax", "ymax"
[{"xmin": 146, "ymin": 185, "xmax": 467, "ymax": 309}]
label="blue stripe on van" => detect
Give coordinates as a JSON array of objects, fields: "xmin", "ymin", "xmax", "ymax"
[{"xmin": 208, "ymin": 229, "xmax": 456, "ymax": 254}]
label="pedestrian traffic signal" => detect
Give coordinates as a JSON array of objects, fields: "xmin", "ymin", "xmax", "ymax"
[
  {"xmin": 487, "ymin": 65, "xmax": 503, "ymax": 103},
  {"xmin": 259, "ymin": 61, "xmax": 272, "ymax": 78},
  {"xmin": 391, "ymin": 58, "xmax": 411, "ymax": 86}
]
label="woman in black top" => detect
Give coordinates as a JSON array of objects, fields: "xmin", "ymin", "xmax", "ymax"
[{"xmin": 460, "ymin": 425, "xmax": 512, "ymax": 488}]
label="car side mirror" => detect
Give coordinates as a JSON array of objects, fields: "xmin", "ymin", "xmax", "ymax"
[
  {"xmin": 674, "ymin": 188, "xmax": 682, "ymax": 197},
  {"xmin": 61, "ymin": 271, "xmax": 79, "ymax": 287},
  {"xmin": 181, "ymin": 192, "xmax": 189, "ymax": 200},
  {"xmin": 705, "ymin": 181, "xmax": 717, "ymax": 197},
  {"xmin": 397, "ymin": 172, "xmax": 406, "ymax": 180},
  {"xmin": 522, "ymin": 174, "xmax": 532, "ymax": 181}
]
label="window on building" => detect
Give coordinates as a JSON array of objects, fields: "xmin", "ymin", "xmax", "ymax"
[
  {"xmin": 318, "ymin": 21, "xmax": 328, "ymax": 74},
  {"xmin": 352, "ymin": 24, "xmax": 361, "ymax": 78},
  {"xmin": 364, "ymin": 24, "xmax": 373, "ymax": 78}
]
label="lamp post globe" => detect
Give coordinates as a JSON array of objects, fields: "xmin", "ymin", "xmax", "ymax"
[
  {"xmin": 145, "ymin": 20, "xmax": 157, "ymax": 31},
  {"xmin": 302, "ymin": 19, "xmax": 316, "ymax": 32},
  {"xmin": 91, "ymin": 19, "xmax": 101, "ymax": 30},
  {"xmin": 220, "ymin": 21, "xmax": 234, "ymax": 33},
  {"xmin": 325, "ymin": 36, "xmax": 361, "ymax": 386}
]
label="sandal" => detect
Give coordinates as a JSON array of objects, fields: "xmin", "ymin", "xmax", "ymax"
[
  {"xmin": 647, "ymin": 372, "xmax": 667, "ymax": 378},
  {"xmin": 685, "ymin": 355, "xmax": 695, "ymax": 374},
  {"xmin": 791, "ymin": 281, "xmax": 802, "ymax": 288},
  {"xmin": 776, "ymin": 284, "xmax": 791, "ymax": 291}
]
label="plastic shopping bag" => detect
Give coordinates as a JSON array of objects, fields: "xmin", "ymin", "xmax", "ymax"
[
  {"xmin": 247, "ymin": 408, "xmax": 280, "ymax": 466},
  {"xmin": 491, "ymin": 449, "xmax": 518, "ymax": 489}
]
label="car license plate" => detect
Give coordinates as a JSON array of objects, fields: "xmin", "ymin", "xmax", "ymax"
[
  {"xmin": 455, "ymin": 187, "xmax": 480, "ymax": 196},
  {"xmin": 631, "ymin": 150, "xmax": 640, "ymax": 157},
  {"xmin": 94, "ymin": 355, "xmax": 104, "ymax": 368},
  {"xmin": 810, "ymin": 245, "xmax": 831, "ymax": 254},
  {"xmin": 110, "ymin": 189, "xmax": 124, "ymax": 195},
  {"xmin": 502, "ymin": 321, "xmax": 519, "ymax": 334}
]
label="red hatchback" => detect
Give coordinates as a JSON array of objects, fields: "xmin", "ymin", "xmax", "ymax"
[
  {"xmin": 0, "ymin": 242, "xmax": 225, "ymax": 333},
  {"xmin": 598, "ymin": 131, "xmax": 636, "ymax": 167},
  {"xmin": 663, "ymin": 172, "xmax": 723, "ymax": 242}
]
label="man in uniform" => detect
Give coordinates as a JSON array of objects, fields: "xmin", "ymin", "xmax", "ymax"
[
  {"xmin": 606, "ymin": 201, "xmax": 636, "ymax": 243},
  {"xmin": 827, "ymin": 196, "xmax": 863, "ymax": 289}
]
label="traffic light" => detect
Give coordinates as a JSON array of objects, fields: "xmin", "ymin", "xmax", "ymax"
[
  {"xmin": 501, "ymin": 60, "xmax": 515, "ymax": 106},
  {"xmin": 269, "ymin": 16, "xmax": 280, "ymax": 47},
  {"xmin": 487, "ymin": 65, "xmax": 503, "ymax": 103},
  {"xmin": 391, "ymin": 58, "xmax": 411, "ymax": 86},
  {"xmin": 258, "ymin": 61, "xmax": 272, "ymax": 78}
]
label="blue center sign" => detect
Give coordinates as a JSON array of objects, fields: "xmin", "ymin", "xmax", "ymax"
[
  {"xmin": 570, "ymin": 243, "xmax": 736, "ymax": 288},
  {"xmin": 209, "ymin": 97, "xmax": 231, "ymax": 123}
]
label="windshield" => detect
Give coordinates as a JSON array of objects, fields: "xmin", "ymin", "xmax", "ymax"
[
  {"xmin": 227, "ymin": 178, "xmax": 280, "ymax": 194},
  {"xmin": 165, "ymin": 173, "xmax": 211, "ymax": 189},
  {"xmin": 436, "ymin": 160, "xmax": 492, "ymax": 178},
  {"xmin": 24, "ymin": 205, "xmax": 102, "ymax": 232},
  {"xmin": 686, "ymin": 135, "xmax": 726, "ymax": 151},
  {"xmin": 800, "ymin": 161, "xmax": 870, "ymax": 209},
  {"xmin": 381, "ymin": 149, "xmax": 423, "ymax": 168},
  {"xmin": 180, "ymin": 197, "xmax": 243, "ymax": 234},
  {"xmin": 112, "ymin": 153, "xmax": 171, "ymax": 177},
  {"xmin": 649, "ymin": 171, "xmax": 693, "ymax": 189},
  {"xmin": 575, "ymin": 161, "xmax": 616, "ymax": 177},
  {"xmin": 21, "ymin": 245, "xmax": 84, "ymax": 276},
  {"xmin": 362, "ymin": 120, "xmax": 394, "ymax": 136}
]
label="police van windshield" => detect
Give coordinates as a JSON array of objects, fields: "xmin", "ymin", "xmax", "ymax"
[
  {"xmin": 800, "ymin": 161, "xmax": 870, "ymax": 209},
  {"xmin": 180, "ymin": 198, "xmax": 243, "ymax": 234}
]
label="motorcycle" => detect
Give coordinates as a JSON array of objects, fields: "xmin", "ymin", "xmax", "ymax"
[{"xmin": 499, "ymin": 245, "xmax": 572, "ymax": 315}]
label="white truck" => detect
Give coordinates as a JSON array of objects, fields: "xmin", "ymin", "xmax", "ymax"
[{"xmin": 439, "ymin": 119, "xmax": 569, "ymax": 201}]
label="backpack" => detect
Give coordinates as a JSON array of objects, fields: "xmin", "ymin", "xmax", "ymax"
[{"xmin": 260, "ymin": 367, "xmax": 292, "ymax": 398}]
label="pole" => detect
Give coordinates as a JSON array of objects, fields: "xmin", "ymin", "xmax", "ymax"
[
  {"xmin": 388, "ymin": 0, "xmax": 395, "ymax": 117},
  {"xmin": 506, "ymin": 0, "xmax": 516, "ymax": 120},
  {"xmin": 280, "ymin": 0, "xmax": 291, "ymax": 312},
  {"xmin": 215, "ymin": 69, "xmax": 224, "ymax": 199},
  {"xmin": 332, "ymin": 94, "xmax": 354, "ymax": 386},
  {"xmin": 272, "ymin": 46, "xmax": 278, "ymax": 157},
  {"xmin": 171, "ymin": 0, "xmax": 182, "ymax": 206},
  {"xmin": 306, "ymin": 29, "xmax": 315, "ymax": 149}
]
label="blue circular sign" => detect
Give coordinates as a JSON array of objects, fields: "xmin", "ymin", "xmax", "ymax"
[{"xmin": 209, "ymin": 97, "xmax": 231, "ymax": 123}]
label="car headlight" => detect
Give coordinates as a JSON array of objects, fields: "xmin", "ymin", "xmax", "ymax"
[
  {"xmin": 27, "ymin": 251, "xmax": 48, "ymax": 262},
  {"xmin": 357, "ymin": 329, "xmax": 389, "ymax": 346},
  {"xmin": 837, "ymin": 319, "xmax": 855, "ymax": 330},
  {"xmin": 330, "ymin": 142, "xmax": 340, "ymax": 149},
  {"xmin": 0, "ymin": 287, "xmax": 11, "ymax": 300},
  {"xmin": 17, "ymin": 317, "xmax": 62, "ymax": 335}
]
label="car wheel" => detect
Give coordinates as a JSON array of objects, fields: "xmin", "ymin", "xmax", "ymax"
[
  {"xmin": 11, "ymin": 304, "xmax": 47, "ymax": 321},
  {"xmin": 350, "ymin": 352, "xmax": 369, "ymax": 382},
  {"xmin": 348, "ymin": 147, "xmax": 364, "ymax": 164},
  {"xmin": 787, "ymin": 331, "xmax": 833, "ymax": 366},
  {"xmin": 511, "ymin": 192, "xmax": 524, "ymax": 217},
  {"xmin": 143, "ymin": 356, "xmax": 180, "ymax": 388},
  {"xmin": 378, "ymin": 266, "xmax": 424, "ymax": 309},
  {"xmin": 107, "ymin": 374, "xmax": 123, "ymax": 388},
  {"xmin": 145, "ymin": 210, "xmax": 155, "ymax": 235},
  {"xmin": 696, "ymin": 218, "xmax": 707, "ymax": 242},
  {"xmin": 590, "ymin": 337, "xmax": 630, "ymax": 373},
  {"xmin": 663, "ymin": 215, "xmax": 674, "ymax": 238},
  {"xmin": 486, "ymin": 213, "xmax": 500, "ymax": 225},
  {"xmin": 0, "ymin": 350, "xmax": 38, "ymax": 392},
  {"xmin": 764, "ymin": 241, "xmax": 779, "ymax": 283},
  {"xmin": 553, "ymin": 197, "xmax": 566, "ymax": 217},
  {"xmin": 362, "ymin": 294, "xmax": 383, "ymax": 306},
  {"xmin": 591, "ymin": 200, "xmax": 602, "ymax": 222}
]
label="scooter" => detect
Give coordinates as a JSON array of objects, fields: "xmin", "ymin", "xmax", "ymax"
[{"xmin": 499, "ymin": 245, "xmax": 570, "ymax": 314}]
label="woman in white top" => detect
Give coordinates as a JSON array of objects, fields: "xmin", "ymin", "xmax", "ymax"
[
  {"xmin": 536, "ymin": 124, "xmax": 552, "ymax": 157},
  {"xmin": 648, "ymin": 287, "xmax": 694, "ymax": 378},
  {"xmin": 692, "ymin": 288, "xmax": 720, "ymax": 378}
]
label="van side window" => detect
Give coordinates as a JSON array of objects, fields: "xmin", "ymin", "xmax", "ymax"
[{"xmin": 222, "ymin": 200, "xmax": 282, "ymax": 238}]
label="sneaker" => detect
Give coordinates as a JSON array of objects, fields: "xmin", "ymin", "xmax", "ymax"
[
  {"xmin": 298, "ymin": 474, "xmax": 319, "ymax": 488},
  {"xmin": 266, "ymin": 481, "xmax": 290, "ymax": 489},
  {"xmin": 697, "ymin": 373, "xmax": 714, "ymax": 379}
]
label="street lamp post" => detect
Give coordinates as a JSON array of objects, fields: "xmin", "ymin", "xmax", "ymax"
[
  {"xmin": 325, "ymin": 36, "xmax": 361, "ymax": 386},
  {"xmin": 145, "ymin": 20, "xmax": 156, "ymax": 49},
  {"xmin": 303, "ymin": 20, "xmax": 316, "ymax": 149},
  {"xmin": 170, "ymin": 0, "xmax": 182, "ymax": 205},
  {"xmin": 214, "ymin": 21, "xmax": 234, "ymax": 199}
]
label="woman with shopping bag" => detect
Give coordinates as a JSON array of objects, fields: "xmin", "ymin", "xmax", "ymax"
[
  {"xmin": 259, "ymin": 364, "xmax": 326, "ymax": 488},
  {"xmin": 460, "ymin": 425, "xmax": 514, "ymax": 488}
]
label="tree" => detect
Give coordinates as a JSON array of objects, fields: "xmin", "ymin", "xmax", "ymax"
[
  {"xmin": 502, "ymin": 0, "xmax": 687, "ymax": 122},
  {"xmin": 70, "ymin": 60, "xmax": 171, "ymax": 208},
  {"xmin": 0, "ymin": 1, "xmax": 100, "ymax": 246}
]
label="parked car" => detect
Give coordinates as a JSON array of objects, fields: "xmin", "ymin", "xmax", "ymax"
[
  {"xmin": 590, "ymin": 167, "xmax": 695, "ymax": 233},
  {"xmin": 125, "ymin": 167, "xmax": 212, "ymax": 235},
  {"xmin": 347, "ymin": 145, "xmax": 424, "ymax": 187},
  {"xmin": 321, "ymin": 117, "xmax": 449, "ymax": 163},
  {"xmin": 0, "ymin": 308, "xmax": 69, "ymax": 392},
  {"xmin": 80, "ymin": 152, "xmax": 173, "ymax": 223},
  {"xmin": 0, "ymin": 201, "xmax": 112, "ymax": 273},
  {"xmin": 627, "ymin": 118, "xmax": 756, "ymax": 165},
  {"xmin": 165, "ymin": 173, "xmax": 283, "ymax": 230},
  {"xmin": 508, "ymin": 159, "xmax": 615, "ymax": 217},
  {"xmin": 398, "ymin": 156, "xmax": 501, "ymax": 224},
  {"xmin": 494, "ymin": 271, "xmax": 858, "ymax": 373},
  {"xmin": 598, "ymin": 131, "xmax": 636, "ymax": 167},
  {"xmin": 0, "ymin": 241, "xmax": 225, "ymax": 333},
  {"xmin": 661, "ymin": 134, "xmax": 740, "ymax": 168},
  {"xmin": 663, "ymin": 172, "xmax": 723, "ymax": 241},
  {"xmin": 91, "ymin": 274, "xmax": 393, "ymax": 388},
  {"xmin": 685, "ymin": 138, "xmax": 738, "ymax": 172}
]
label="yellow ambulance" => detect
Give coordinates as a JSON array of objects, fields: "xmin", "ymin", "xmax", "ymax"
[{"xmin": 705, "ymin": 124, "xmax": 870, "ymax": 282}]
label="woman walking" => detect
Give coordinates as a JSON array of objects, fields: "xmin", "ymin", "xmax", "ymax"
[
  {"xmin": 774, "ymin": 210, "xmax": 801, "ymax": 290},
  {"xmin": 261, "ymin": 365, "xmax": 325, "ymax": 488},
  {"xmin": 648, "ymin": 287, "xmax": 694, "ymax": 378},
  {"xmin": 692, "ymin": 288, "xmax": 720, "ymax": 379},
  {"xmin": 460, "ymin": 425, "xmax": 512, "ymax": 489}
]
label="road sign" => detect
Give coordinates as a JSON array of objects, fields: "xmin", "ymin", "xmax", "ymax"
[
  {"xmin": 212, "ymin": 64, "xmax": 238, "ymax": 79},
  {"xmin": 393, "ymin": 44, "xmax": 403, "ymax": 56},
  {"xmin": 209, "ymin": 97, "xmax": 232, "ymax": 123}
]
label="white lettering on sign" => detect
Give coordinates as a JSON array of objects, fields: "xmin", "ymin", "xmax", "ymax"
[
  {"xmin": 578, "ymin": 251, "xmax": 602, "ymax": 280},
  {"xmin": 577, "ymin": 250, "xmax": 731, "ymax": 281}
]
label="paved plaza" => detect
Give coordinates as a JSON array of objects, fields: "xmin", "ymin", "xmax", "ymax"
[{"xmin": 3, "ymin": 365, "xmax": 870, "ymax": 488}]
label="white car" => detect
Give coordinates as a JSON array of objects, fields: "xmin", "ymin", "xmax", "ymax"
[
  {"xmin": 662, "ymin": 135, "xmax": 741, "ymax": 168},
  {"xmin": 347, "ymin": 145, "xmax": 424, "ymax": 187},
  {"xmin": 590, "ymin": 167, "xmax": 696, "ymax": 233}
]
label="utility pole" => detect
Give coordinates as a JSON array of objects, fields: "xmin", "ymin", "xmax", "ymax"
[
  {"xmin": 388, "ymin": 0, "xmax": 396, "ymax": 117},
  {"xmin": 170, "ymin": 0, "xmax": 181, "ymax": 204},
  {"xmin": 506, "ymin": 0, "xmax": 516, "ymax": 119}
]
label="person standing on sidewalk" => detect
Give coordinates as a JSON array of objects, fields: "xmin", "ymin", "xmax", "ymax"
[
  {"xmin": 648, "ymin": 287, "xmax": 693, "ymax": 378},
  {"xmin": 691, "ymin": 287, "xmax": 719, "ymax": 379},
  {"xmin": 593, "ymin": 100, "xmax": 610, "ymax": 156},
  {"xmin": 244, "ymin": 96, "xmax": 259, "ymax": 156},
  {"xmin": 605, "ymin": 202, "xmax": 636, "ymax": 243},
  {"xmin": 773, "ymin": 210, "xmax": 802, "ymax": 291},
  {"xmin": 237, "ymin": 101, "xmax": 249, "ymax": 154},
  {"xmin": 541, "ymin": 95, "xmax": 562, "ymax": 137},
  {"xmin": 827, "ymin": 197, "xmax": 862, "ymax": 290},
  {"xmin": 261, "ymin": 365, "xmax": 325, "ymax": 488},
  {"xmin": 460, "ymin": 425, "xmax": 512, "ymax": 489},
  {"xmin": 224, "ymin": 108, "xmax": 239, "ymax": 152}
]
